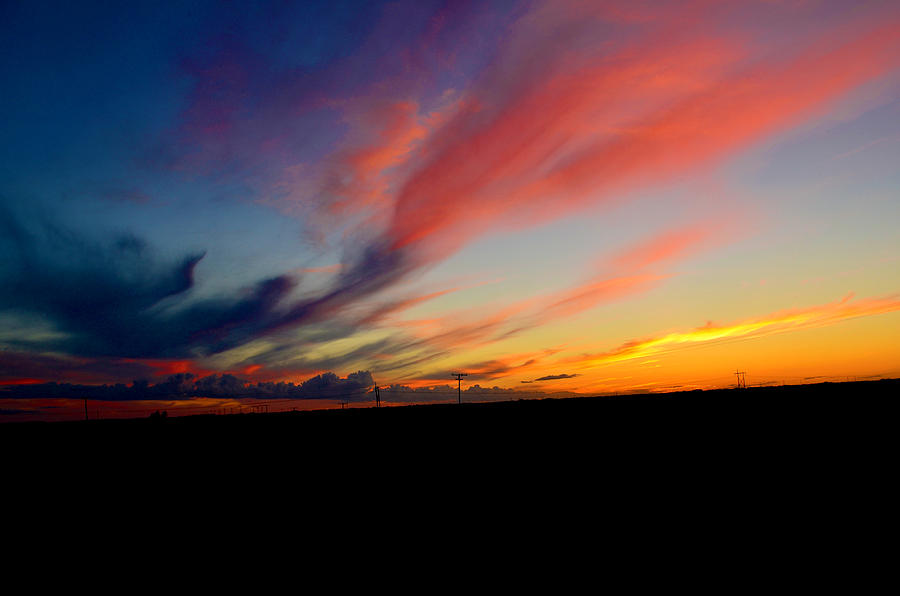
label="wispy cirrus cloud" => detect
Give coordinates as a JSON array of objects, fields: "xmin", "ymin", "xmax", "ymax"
[
  {"xmin": 611, "ymin": 223, "xmax": 724, "ymax": 271},
  {"xmin": 156, "ymin": 2, "xmax": 900, "ymax": 347},
  {"xmin": 394, "ymin": 219, "xmax": 724, "ymax": 355},
  {"xmin": 565, "ymin": 293, "xmax": 900, "ymax": 369},
  {"xmin": 233, "ymin": 1, "xmax": 900, "ymax": 329}
]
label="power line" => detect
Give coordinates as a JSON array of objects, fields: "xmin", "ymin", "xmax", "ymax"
[
  {"xmin": 734, "ymin": 369, "xmax": 747, "ymax": 389},
  {"xmin": 451, "ymin": 372, "xmax": 468, "ymax": 405}
]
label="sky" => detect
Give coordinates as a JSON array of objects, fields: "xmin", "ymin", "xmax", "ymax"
[{"xmin": 2, "ymin": 0, "xmax": 900, "ymax": 419}]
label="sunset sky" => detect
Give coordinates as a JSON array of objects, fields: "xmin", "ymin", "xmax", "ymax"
[{"xmin": 2, "ymin": 0, "xmax": 899, "ymax": 417}]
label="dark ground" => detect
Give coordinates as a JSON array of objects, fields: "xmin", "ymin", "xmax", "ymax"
[
  {"xmin": 3, "ymin": 380, "xmax": 891, "ymax": 564},
  {"xmin": 4, "ymin": 379, "xmax": 897, "ymax": 506},
  {"xmin": 5, "ymin": 378, "xmax": 897, "ymax": 445}
]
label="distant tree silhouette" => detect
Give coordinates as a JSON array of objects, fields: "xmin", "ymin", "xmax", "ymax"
[{"xmin": 149, "ymin": 409, "xmax": 168, "ymax": 421}]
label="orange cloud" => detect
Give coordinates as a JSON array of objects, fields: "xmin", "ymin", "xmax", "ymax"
[
  {"xmin": 399, "ymin": 219, "xmax": 720, "ymax": 353},
  {"xmin": 392, "ymin": 220, "xmax": 720, "ymax": 360},
  {"xmin": 458, "ymin": 351, "xmax": 554, "ymax": 380},
  {"xmin": 569, "ymin": 293, "xmax": 900, "ymax": 368},
  {"xmin": 406, "ymin": 349, "xmax": 560, "ymax": 386},
  {"xmin": 398, "ymin": 272, "xmax": 667, "ymax": 355}
]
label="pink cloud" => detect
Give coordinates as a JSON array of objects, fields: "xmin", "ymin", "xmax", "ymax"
[
  {"xmin": 611, "ymin": 224, "xmax": 722, "ymax": 271},
  {"xmin": 168, "ymin": 2, "xmax": 900, "ymax": 340},
  {"xmin": 383, "ymin": 12, "xmax": 900, "ymax": 267}
]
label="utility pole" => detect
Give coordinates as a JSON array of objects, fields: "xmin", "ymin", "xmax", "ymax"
[
  {"xmin": 734, "ymin": 370, "xmax": 747, "ymax": 389},
  {"xmin": 84, "ymin": 398, "xmax": 88, "ymax": 421},
  {"xmin": 371, "ymin": 377, "xmax": 381, "ymax": 408},
  {"xmin": 451, "ymin": 372, "xmax": 467, "ymax": 405}
]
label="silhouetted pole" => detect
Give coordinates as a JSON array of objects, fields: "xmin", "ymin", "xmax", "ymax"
[
  {"xmin": 371, "ymin": 377, "xmax": 381, "ymax": 408},
  {"xmin": 84, "ymin": 398, "xmax": 88, "ymax": 421},
  {"xmin": 734, "ymin": 370, "xmax": 747, "ymax": 389},
  {"xmin": 452, "ymin": 372, "xmax": 468, "ymax": 405}
]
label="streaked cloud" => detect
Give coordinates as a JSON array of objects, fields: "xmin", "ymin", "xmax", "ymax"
[
  {"xmin": 567, "ymin": 293, "xmax": 900, "ymax": 368},
  {"xmin": 534, "ymin": 374, "xmax": 578, "ymax": 381}
]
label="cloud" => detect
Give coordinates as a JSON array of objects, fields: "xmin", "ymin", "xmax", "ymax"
[
  {"xmin": 248, "ymin": 222, "xmax": 731, "ymax": 381},
  {"xmin": 0, "ymin": 202, "xmax": 454, "ymax": 364},
  {"xmin": 0, "ymin": 350, "xmax": 162, "ymax": 385},
  {"xmin": 249, "ymin": 2, "xmax": 900, "ymax": 331},
  {"xmin": 368, "ymin": 4, "xmax": 900, "ymax": 270},
  {"xmin": 292, "ymin": 370, "xmax": 374, "ymax": 398},
  {"xmin": 392, "ymin": 223, "xmax": 713, "ymax": 354},
  {"xmin": 0, "ymin": 370, "xmax": 374, "ymax": 401},
  {"xmin": 457, "ymin": 353, "xmax": 547, "ymax": 381},
  {"xmin": 157, "ymin": 2, "xmax": 900, "ymax": 335},
  {"xmin": 355, "ymin": 286, "xmax": 464, "ymax": 326},
  {"xmin": 536, "ymin": 274, "xmax": 668, "ymax": 324},
  {"xmin": 611, "ymin": 224, "xmax": 723, "ymax": 271},
  {"xmin": 566, "ymin": 293, "xmax": 900, "ymax": 367},
  {"xmin": 0, "ymin": 204, "xmax": 317, "ymax": 359},
  {"xmin": 299, "ymin": 264, "xmax": 344, "ymax": 274},
  {"xmin": 534, "ymin": 374, "xmax": 578, "ymax": 381}
]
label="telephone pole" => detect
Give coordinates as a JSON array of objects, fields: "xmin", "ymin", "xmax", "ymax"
[
  {"xmin": 451, "ymin": 372, "xmax": 467, "ymax": 405},
  {"xmin": 734, "ymin": 370, "xmax": 747, "ymax": 389},
  {"xmin": 372, "ymin": 376, "xmax": 381, "ymax": 408}
]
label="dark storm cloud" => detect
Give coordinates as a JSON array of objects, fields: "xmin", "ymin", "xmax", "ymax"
[
  {"xmin": 0, "ymin": 204, "xmax": 302, "ymax": 358},
  {"xmin": 0, "ymin": 203, "xmax": 425, "ymax": 361}
]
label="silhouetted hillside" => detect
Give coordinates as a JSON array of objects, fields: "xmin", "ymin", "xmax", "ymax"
[{"xmin": 5, "ymin": 379, "xmax": 897, "ymax": 447}]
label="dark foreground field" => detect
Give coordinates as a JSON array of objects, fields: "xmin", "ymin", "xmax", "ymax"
[
  {"xmin": 5, "ymin": 379, "xmax": 897, "ymax": 447},
  {"xmin": 4, "ymin": 379, "xmax": 898, "ymax": 501}
]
